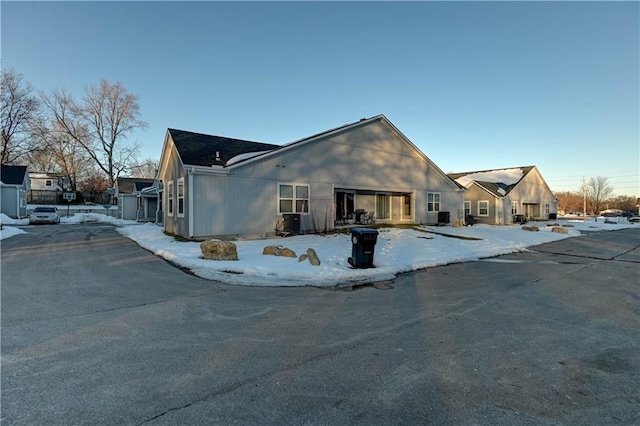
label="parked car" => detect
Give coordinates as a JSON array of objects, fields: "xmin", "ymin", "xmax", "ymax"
[
  {"xmin": 629, "ymin": 216, "xmax": 640, "ymax": 223},
  {"xmin": 29, "ymin": 207, "xmax": 60, "ymax": 224}
]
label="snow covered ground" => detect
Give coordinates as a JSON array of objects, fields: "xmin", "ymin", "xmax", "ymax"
[{"xmin": 2, "ymin": 211, "xmax": 636, "ymax": 287}]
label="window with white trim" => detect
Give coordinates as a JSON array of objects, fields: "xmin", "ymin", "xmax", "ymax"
[
  {"xmin": 278, "ymin": 183, "xmax": 309, "ymax": 214},
  {"xmin": 427, "ymin": 192, "xmax": 441, "ymax": 212},
  {"xmin": 464, "ymin": 201, "xmax": 471, "ymax": 216},
  {"xmin": 45, "ymin": 179, "xmax": 52, "ymax": 187},
  {"xmin": 177, "ymin": 177, "xmax": 185, "ymax": 217},
  {"xmin": 511, "ymin": 201, "xmax": 518, "ymax": 215},
  {"xmin": 167, "ymin": 181, "xmax": 174, "ymax": 217},
  {"xmin": 478, "ymin": 200, "xmax": 489, "ymax": 216},
  {"xmin": 545, "ymin": 203, "xmax": 550, "ymax": 215}
]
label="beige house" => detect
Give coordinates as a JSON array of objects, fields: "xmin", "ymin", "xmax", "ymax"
[
  {"xmin": 449, "ymin": 166, "xmax": 558, "ymax": 225},
  {"xmin": 156, "ymin": 115, "xmax": 465, "ymax": 239}
]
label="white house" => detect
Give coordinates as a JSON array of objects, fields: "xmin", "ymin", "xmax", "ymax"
[
  {"xmin": 157, "ymin": 115, "xmax": 465, "ymax": 239},
  {"xmin": 449, "ymin": 166, "xmax": 558, "ymax": 225}
]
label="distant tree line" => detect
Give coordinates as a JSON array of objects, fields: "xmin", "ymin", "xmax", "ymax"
[
  {"xmin": 555, "ymin": 176, "xmax": 638, "ymax": 215},
  {"xmin": 1, "ymin": 68, "xmax": 157, "ymax": 203}
]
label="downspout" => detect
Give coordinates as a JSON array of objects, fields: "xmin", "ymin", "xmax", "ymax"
[{"xmin": 188, "ymin": 168, "xmax": 194, "ymax": 238}]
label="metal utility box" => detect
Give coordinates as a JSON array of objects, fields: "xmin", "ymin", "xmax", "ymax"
[
  {"xmin": 283, "ymin": 213, "xmax": 300, "ymax": 235},
  {"xmin": 513, "ymin": 214, "xmax": 526, "ymax": 224},
  {"xmin": 348, "ymin": 228, "xmax": 379, "ymax": 268},
  {"xmin": 437, "ymin": 211, "xmax": 450, "ymax": 224}
]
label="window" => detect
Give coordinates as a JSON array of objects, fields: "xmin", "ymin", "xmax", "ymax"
[
  {"xmin": 478, "ymin": 200, "xmax": 489, "ymax": 216},
  {"xmin": 45, "ymin": 179, "xmax": 52, "ymax": 187},
  {"xmin": 511, "ymin": 201, "xmax": 518, "ymax": 215},
  {"xmin": 403, "ymin": 194, "xmax": 411, "ymax": 217},
  {"xmin": 167, "ymin": 181, "xmax": 174, "ymax": 217},
  {"xmin": 545, "ymin": 203, "xmax": 550, "ymax": 215},
  {"xmin": 464, "ymin": 201, "xmax": 471, "ymax": 216},
  {"xmin": 427, "ymin": 193, "xmax": 441, "ymax": 212},
  {"xmin": 177, "ymin": 178, "xmax": 185, "ymax": 217},
  {"xmin": 278, "ymin": 183, "xmax": 309, "ymax": 214}
]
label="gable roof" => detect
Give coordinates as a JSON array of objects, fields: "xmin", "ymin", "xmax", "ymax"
[
  {"xmin": 168, "ymin": 128, "xmax": 280, "ymax": 168},
  {"xmin": 116, "ymin": 177, "xmax": 154, "ymax": 194},
  {"xmin": 448, "ymin": 166, "xmax": 536, "ymax": 198},
  {"xmin": 1, "ymin": 164, "xmax": 28, "ymax": 186},
  {"xmin": 227, "ymin": 115, "xmax": 462, "ymax": 189}
]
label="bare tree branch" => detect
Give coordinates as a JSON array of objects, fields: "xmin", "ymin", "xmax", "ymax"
[{"xmin": 1, "ymin": 69, "xmax": 41, "ymax": 164}]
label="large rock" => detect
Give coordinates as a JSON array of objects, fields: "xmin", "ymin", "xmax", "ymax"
[
  {"xmin": 298, "ymin": 248, "xmax": 321, "ymax": 266},
  {"xmin": 201, "ymin": 240, "xmax": 238, "ymax": 260},
  {"xmin": 263, "ymin": 245, "xmax": 297, "ymax": 258},
  {"xmin": 552, "ymin": 227, "xmax": 569, "ymax": 234},
  {"xmin": 522, "ymin": 226, "xmax": 539, "ymax": 232},
  {"xmin": 306, "ymin": 248, "xmax": 321, "ymax": 266}
]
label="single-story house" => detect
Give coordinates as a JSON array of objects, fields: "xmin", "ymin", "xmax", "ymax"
[
  {"xmin": 114, "ymin": 177, "xmax": 156, "ymax": 221},
  {"xmin": 157, "ymin": 114, "xmax": 465, "ymax": 239},
  {"xmin": 448, "ymin": 166, "xmax": 558, "ymax": 225},
  {"xmin": 28, "ymin": 172, "xmax": 63, "ymax": 204},
  {"xmin": 1, "ymin": 164, "xmax": 30, "ymax": 218}
]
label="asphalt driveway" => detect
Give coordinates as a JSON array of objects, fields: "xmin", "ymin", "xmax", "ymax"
[{"xmin": 2, "ymin": 225, "xmax": 639, "ymax": 425}]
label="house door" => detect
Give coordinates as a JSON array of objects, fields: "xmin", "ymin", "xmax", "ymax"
[
  {"xmin": 335, "ymin": 191, "xmax": 355, "ymax": 221},
  {"xmin": 376, "ymin": 193, "xmax": 391, "ymax": 220},
  {"xmin": 401, "ymin": 193, "xmax": 412, "ymax": 220}
]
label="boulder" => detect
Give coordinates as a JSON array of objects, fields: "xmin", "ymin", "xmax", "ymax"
[
  {"xmin": 263, "ymin": 245, "xmax": 297, "ymax": 258},
  {"xmin": 201, "ymin": 240, "xmax": 238, "ymax": 260},
  {"xmin": 306, "ymin": 248, "xmax": 321, "ymax": 266},
  {"xmin": 552, "ymin": 227, "xmax": 569, "ymax": 234},
  {"xmin": 522, "ymin": 226, "xmax": 539, "ymax": 232}
]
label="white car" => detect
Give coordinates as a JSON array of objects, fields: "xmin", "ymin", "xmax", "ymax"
[
  {"xmin": 29, "ymin": 207, "xmax": 60, "ymax": 224},
  {"xmin": 629, "ymin": 216, "xmax": 640, "ymax": 223}
]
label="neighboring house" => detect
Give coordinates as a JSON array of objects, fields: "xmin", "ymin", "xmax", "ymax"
[
  {"xmin": 157, "ymin": 114, "xmax": 465, "ymax": 239},
  {"xmin": 114, "ymin": 177, "xmax": 156, "ymax": 221},
  {"xmin": 448, "ymin": 166, "xmax": 558, "ymax": 225},
  {"xmin": 1, "ymin": 164, "xmax": 30, "ymax": 218},
  {"xmin": 28, "ymin": 172, "xmax": 63, "ymax": 204}
]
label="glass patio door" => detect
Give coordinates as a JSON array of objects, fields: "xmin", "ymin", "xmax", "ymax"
[{"xmin": 376, "ymin": 193, "xmax": 390, "ymax": 220}]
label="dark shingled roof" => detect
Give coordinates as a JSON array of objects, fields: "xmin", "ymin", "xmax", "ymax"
[
  {"xmin": 168, "ymin": 129, "xmax": 280, "ymax": 167},
  {"xmin": 116, "ymin": 177, "xmax": 154, "ymax": 194},
  {"xmin": 1, "ymin": 164, "xmax": 28, "ymax": 185}
]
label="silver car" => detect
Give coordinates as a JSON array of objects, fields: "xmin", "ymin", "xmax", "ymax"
[{"xmin": 29, "ymin": 207, "xmax": 60, "ymax": 224}]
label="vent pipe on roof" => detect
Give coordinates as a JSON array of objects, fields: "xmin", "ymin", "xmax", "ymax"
[{"xmin": 215, "ymin": 151, "xmax": 220, "ymax": 161}]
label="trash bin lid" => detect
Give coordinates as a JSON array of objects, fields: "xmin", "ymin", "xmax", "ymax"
[{"xmin": 351, "ymin": 227, "xmax": 379, "ymax": 235}]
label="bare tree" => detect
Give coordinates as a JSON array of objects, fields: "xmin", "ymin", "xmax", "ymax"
[
  {"xmin": 129, "ymin": 158, "xmax": 159, "ymax": 179},
  {"xmin": 1, "ymin": 69, "xmax": 40, "ymax": 164},
  {"xmin": 554, "ymin": 190, "xmax": 583, "ymax": 214},
  {"xmin": 41, "ymin": 80, "xmax": 147, "ymax": 186},
  {"xmin": 585, "ymin": 176, "xmax": 614, "ymax": 215},
  {"xmin": 28, "ymin": 118, "xmax": 93, "ymax": 192}
]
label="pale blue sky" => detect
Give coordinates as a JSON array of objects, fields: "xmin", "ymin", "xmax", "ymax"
[{"xmin": 2, "ymin": 1, "xmax": 638, "ymax": 195}]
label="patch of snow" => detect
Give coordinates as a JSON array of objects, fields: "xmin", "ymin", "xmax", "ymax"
[
  {"xmin": 3, "ymin": 211, "xmax": 636, "ymax": 286},
  {"xmin": 456, "ymin": 167, "xmax": 524, "ymax": 188},
  {"xmin": 225, "ymin": 150, "xmax": 272, "ymax": 166}
]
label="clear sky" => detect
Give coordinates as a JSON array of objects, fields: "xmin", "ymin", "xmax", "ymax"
[{"xmin": 2, "ymin": 1, "xmax": 638, "ymax": 196}]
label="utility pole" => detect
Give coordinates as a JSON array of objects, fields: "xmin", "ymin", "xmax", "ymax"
[{"xmin": 583, "ymin": 176, "xmax": 587, "ymax": 222}]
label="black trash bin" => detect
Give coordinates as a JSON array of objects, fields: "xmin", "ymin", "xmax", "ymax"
[
  {"xmin": 548, "ymin": 213, "xmax": 557, "ymax": 220},
  {"xmin": 513, "ymin": 214, "xmax": 526, "ymax": 224},
  {"xmin": 348, "ymin": 228, "xmax": 379, "ymax": 268}
]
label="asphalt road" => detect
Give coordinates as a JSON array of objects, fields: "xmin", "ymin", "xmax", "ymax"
[{"xmin": 2, "ymin": 224, "xmax": 639, "ymax": 425}]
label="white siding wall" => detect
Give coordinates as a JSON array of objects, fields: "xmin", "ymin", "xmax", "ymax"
[{"xmin": 186, "ymin": 119, "xmax": 462, "ymax": 238}]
